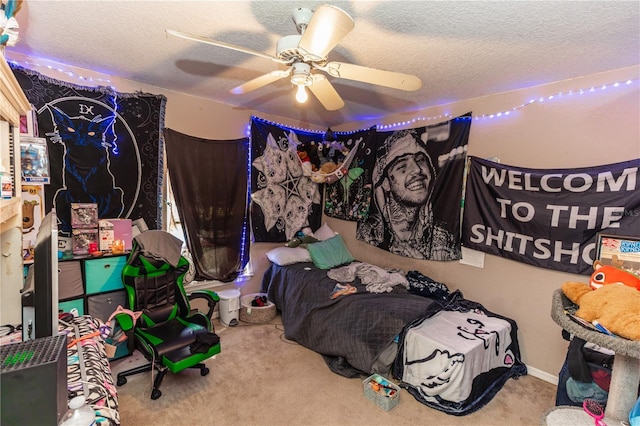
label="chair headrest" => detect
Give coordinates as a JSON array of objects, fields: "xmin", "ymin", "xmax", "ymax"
[{"xmin": 134, "ymin": 230, "xmax": 183, "ymax": 267}]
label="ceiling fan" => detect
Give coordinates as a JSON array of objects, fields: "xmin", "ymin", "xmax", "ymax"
[{"xmin": 166, "ymin": 4, "xmax": 422, "ymax": 111}]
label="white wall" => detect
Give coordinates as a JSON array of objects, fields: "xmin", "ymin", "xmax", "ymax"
[{"xmin": 7, "ymin": 52, "xmax": 639, "ymax": 381}]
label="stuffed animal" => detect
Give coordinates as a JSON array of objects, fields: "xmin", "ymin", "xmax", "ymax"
[
  {"xmin": 319, "ymin": 161, "xmax": 338, "ymax": 174},
  {"xmin": 297, "ymin": 143, "xmax": 320, "ymax": 170},
  {"xmin": 562, "ymin": 281, "xmax": 640, "ymax": 340},
  {"xmin": 285, "ymin": 227, "xmax": 317, "ymax": 248},
  {"xmin": 590, "ymin": 260, "xmax": 640, "ymax": 291},
  {"xmin": 297, "ymin": 150, "xmax": 313, "ymax": 176}
]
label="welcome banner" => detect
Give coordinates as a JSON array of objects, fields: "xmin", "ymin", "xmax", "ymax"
[{"xmin": 462, "ymin": 157, "xmax": 640, "ymax": 275}]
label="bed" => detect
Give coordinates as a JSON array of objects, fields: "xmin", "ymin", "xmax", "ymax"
[
  {"xmin": 261, "ymin": 244, "xmax": 527, "ymax": 415},
  {"xmin": 262, "ymin": 261, "xmax": 436, "ymax": 377}
]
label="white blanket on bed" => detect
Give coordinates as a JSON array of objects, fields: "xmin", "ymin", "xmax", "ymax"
[
  {"xmin": 327, "ymin": 261, "xmax": 408, "ymax": 293},
  {"xmin": 401, "ymin": 310, "xmax": 515, "ymax": 403}
]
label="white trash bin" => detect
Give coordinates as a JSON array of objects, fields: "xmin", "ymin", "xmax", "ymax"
[{"xmin": 217, "ymin": 288, "xmax": 241, "ymax": 327}]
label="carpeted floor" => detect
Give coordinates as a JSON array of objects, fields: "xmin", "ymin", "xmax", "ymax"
[{"xmin": 111, "ymin": 315, "xmax": 558, "ymax": 426}]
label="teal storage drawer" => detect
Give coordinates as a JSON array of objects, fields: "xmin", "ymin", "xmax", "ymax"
[
  {"xmin": 85, "ymin": 255, "xmax": 126, "ymax": 294},
  {"xmin": 59, "ymin": 298, "xmax": 85, "ymax": 315}
]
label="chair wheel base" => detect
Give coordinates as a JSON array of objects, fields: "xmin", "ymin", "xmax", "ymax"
[
  {"xmin": 201, "ymin": 366, "xmax": 209, "ymax": 376},
  {"xmin": 151, "ymin": 389, "xmax": 162, "ymax": 400},
  {"xmin": 117, "ymin": 376, "xmax": 127, "ymax": 386}
]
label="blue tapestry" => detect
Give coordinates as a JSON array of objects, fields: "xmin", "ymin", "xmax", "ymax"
[{"xmin": 11, "ymin": 64, "xmax": 166, "ymax": 235}]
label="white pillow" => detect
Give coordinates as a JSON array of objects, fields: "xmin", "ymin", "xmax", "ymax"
[
  {"xmin": 314, "ymin": 223, "xmax": 338, "ymax": 241},
  {"xmin": 266, "ymin": 247, "xmax": 312, "ymax": 266}
]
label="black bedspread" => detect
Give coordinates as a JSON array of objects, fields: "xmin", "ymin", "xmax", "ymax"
[
  {"xmin": 261, "ymin": 261, "xmax": 527, "ymax": 415},
  {"xmin": 261, "ymin": 262, "xmax": 435, "ymax": 377}
]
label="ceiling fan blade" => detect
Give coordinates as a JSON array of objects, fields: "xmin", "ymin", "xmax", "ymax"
[
  {"xmin": 308, "ymin": 75, "xmax": 345, "ymax": 111},
  {"xmin": 230, "ymin": 70, "xmax": 291, "ymax": 94},
  {"xmin": 321, "ymin": 62, "xmax": 423, "ymax": 91},
  {"xmin": 166, "ymin": 29, "xmax": 291, "ymax": 64},
  {"xmin": 297, "ymin": 5, "xmax": 354, "ymax": 62}
]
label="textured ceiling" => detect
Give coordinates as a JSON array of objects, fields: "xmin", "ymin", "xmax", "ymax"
[{"xmin": 5, "ymin": 1, "xmax": 639, "ymax": 127}]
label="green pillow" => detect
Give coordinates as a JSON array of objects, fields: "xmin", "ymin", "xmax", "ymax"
[{"xmin": 307, "ymin": 234, "xmax": 355, "ymax": 270}]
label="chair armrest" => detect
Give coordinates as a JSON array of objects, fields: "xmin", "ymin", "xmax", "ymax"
[
  {"xmin": 113, "ymin": 312, "xmax": 136, "ymax": 332},
  {"xmin": 189, "ymin": 290, "xmax": 220, "ymax": 319}
]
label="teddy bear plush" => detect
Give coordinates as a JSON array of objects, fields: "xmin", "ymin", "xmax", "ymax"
[{"xmin": 561, "ymin": 280, "xmax": 640, "ymax": 340}]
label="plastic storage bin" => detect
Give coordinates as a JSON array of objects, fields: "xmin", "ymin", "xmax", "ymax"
[
  {"xmin": 363, "ymin": 374, "xmax": 400, "ymax": 411},
  {"xmin": 217, "ymin": 288, "xmax": 241, "ymax": 326}
]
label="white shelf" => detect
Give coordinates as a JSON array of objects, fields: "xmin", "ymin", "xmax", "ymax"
[{"xmin": 1, "ymin": 53, "xmax": 31, "ymax": 325}]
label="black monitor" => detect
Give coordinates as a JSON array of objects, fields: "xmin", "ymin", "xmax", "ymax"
[{"xmin": 32, "ymin": 209, "xmax": 59, "ymax": 338}]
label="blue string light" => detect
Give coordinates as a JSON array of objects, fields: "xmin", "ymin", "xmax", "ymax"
[
  {"xmin": 379, "ymin": 78, "xmax": 638, "ymax": 130},
  {"xmin": 9, "ymin": 58, "xmax": 114, "ymax": 84},
  {"xmin": 238, "ymin": 136, "xmax": 251, "ymax": 277},
  {"xmin": 249, "ymin": 115, "xmax": 372, "ymax": 136},
  {"xmin": 110, "ymin": 93, "xmax": 120, "ymax": 156}
]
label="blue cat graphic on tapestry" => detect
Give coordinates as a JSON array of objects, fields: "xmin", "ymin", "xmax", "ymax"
[
  {"xmin": 47, "ymin": 105, "xmax": 125, "ymax": 234},
  {"xmin": 10, "ymin": 64, "xmax": 166, "ymax": 234},
  {"xmin": 401, "ymin": 310, "xmax": 515, "ymax": 403}
]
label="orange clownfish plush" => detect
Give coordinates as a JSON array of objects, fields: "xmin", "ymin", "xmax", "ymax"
[{"xmin": 589, "ymin": 261, "xmax": 640, "ymax": 291}]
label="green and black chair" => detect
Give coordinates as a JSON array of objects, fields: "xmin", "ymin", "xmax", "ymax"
[{"xmin": 115, "ymin": 230, "xmax": 221, "ymax": 400}]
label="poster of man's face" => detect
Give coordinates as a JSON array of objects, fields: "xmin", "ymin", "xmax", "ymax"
[
  {"xmin": 356, "ymin": 114, "xmax": 472, "ymax": 261},
  {"xmin": 384, "ymin": 138, "xmax": 434, "ymax": 207}
]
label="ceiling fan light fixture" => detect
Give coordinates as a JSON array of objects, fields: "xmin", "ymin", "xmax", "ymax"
[
  {"xmin": 295, "ymin": 85, "xmax": 309, "ymax": 103},
  {"xmin": 291, "ymin": 62, "xmax": 312, "ymax": 104},
  {"xmin": 168, "ymin": 4, "xmax": 420, "ymax": 112},
  {"xmin": 291, "ymin": 62, "xmax": 312, "ymax": 86}
]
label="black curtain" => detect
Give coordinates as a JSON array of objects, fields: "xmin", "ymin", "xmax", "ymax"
[{"xmin": 164, "ymin": 128, "xmax": 249, "ymax": 282}]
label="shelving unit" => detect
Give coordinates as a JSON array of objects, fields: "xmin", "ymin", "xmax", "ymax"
[
  {"xmin": 58, "ymin": 252, "xmax": 130, "ymax": 360},
  {"xmin": 1, "ymin": 54, "xmax": 32, "ymax": 325},
  {"xmin": 58, "ymin": 253, "xmax": 128, "ymax": 319}
]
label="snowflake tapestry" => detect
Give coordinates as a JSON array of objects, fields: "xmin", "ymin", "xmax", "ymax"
[{"xmin": 250, "ymin": 116, "xmax": 322, "ymax": 242}]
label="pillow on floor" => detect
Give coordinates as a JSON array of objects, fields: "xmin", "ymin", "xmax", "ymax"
[
  {"xmin": 266, "ymin": 247, "xmax": 312, "ymax": 266},
  {"xmin": 307, "ymin": 234, "xmax": 354, "ymax": 269}
]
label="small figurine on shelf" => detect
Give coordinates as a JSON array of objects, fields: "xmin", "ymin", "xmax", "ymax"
[
  {"xmin": 111, "ymin": 239, "xmax": 125, "ymax": 254},
  {"xmin": 70, "ymin": 203, "xmax": 99, "ymax": 229},
  {"xmin": 72, "ymin": 228, "xmax": 99, "ymax": 256}
]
